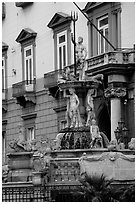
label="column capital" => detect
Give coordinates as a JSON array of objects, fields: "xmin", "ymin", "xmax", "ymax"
[{"xmin": 104, "ymin": 87, "xmax": 126, "ymax": 98}]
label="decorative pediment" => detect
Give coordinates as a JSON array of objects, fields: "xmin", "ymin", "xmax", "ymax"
[
  {"xmin": 83, "ymin": 2, "xmax": 104, "ymax": 13},
  {"xmin": 47, "ymin": 12, "xmax": 71, "ymax": 29},
  {"xmin": 16, "ymin": 28, "xmax": 37, "ymax": 43}
]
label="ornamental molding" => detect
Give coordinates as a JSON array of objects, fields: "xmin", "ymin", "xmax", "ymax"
[
  {"xmin": 104, "ymin": 87, "xmax": 126, "ymax": 98},
  {"xmin": 79, "ymin": 152, "xmax": 135, "ymax": 163}
]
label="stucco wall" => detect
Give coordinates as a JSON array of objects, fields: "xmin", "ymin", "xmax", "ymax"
[
  {"xmin": 2, "ymin": 2, "xmax": 87, "ymax": 89},
  {"xmin": 4, "ymin": 85, "xmax": 58, "ymax": 155},
  {"xmin": 121, "ymin": 2, "xmax": 135, "ymax": 48}
]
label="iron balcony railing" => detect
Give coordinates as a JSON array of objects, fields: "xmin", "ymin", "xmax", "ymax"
[
  {"xmin": 44, "ymin": 49, "xmax": 135, "ymax": 89},
  {"xmin": 12, "ymin": 80, "xmax": 36, "ymax": 98}
]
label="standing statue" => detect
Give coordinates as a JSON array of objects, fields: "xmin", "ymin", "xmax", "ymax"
[
  {"xmin": 64, "ymin": 88, "xmax": 82, "ymax": 128},
  {"xmin": 71, "ymin": 35, "xmax": 87, "ymax": 80},
  {"xmin": 90, "ymin": 119, "xmax": 103, "ymax": 148},
  {"xmin": 86, "ymin": 89, "xmax": 97, "ymax": 126}
]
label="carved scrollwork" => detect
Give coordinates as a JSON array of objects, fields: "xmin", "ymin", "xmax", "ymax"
[
  {"xmin": 79, "ymin": 152, "xmax": 135, "ymax": 163},
  {"xmin": 104, "ymin": 87, "xmax": 126, "ymax": 98}
]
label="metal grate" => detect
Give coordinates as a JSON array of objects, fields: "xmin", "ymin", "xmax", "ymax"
[{"xmin": 2, "ymin": 185, "xmax": 51, "ymax": 202}]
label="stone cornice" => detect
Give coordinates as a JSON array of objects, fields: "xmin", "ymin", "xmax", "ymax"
[{"xmin": 104, "ymin": 87, "xmax": 126, "ymax": 98}]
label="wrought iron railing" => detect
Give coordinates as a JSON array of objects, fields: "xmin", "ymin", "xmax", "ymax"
[
  {"xmin": 12, "ymin": 80, "xmax": 35, "ymax": 97},
  {"xmin": 2, "ymin": 183, "xmax": 51, "ymax": 202},
  {"xmin": 2, "ymin": 183, "xmax": 81, "ymax": 202}
]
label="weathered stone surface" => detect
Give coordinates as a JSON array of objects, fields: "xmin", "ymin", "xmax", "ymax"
[{"xmin": 79, "ymin": 151, "xmax": 135, "ymax": 181}]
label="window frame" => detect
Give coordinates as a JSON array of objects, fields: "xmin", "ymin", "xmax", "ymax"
[
  {"xmin": 98, "ymin": 15, "xmax": 109, "ymax": 54},
  {"xmin": 21, "ymin": 39, "xmax": 36, "ymax": 89},
  {"xmin": 57, "ymin": 30, "xmax": 68, "ymax": 70},
  {"xmin": 2, "ymin": 46, "xmax": 8, "ymax": 100},
  {"xmin": 27, "ymin": 126, "xmax": 35, "ymax": 142},
  {"xmin": 2, "ymin": 56, "xmax": 6, "ymax": 93},
  {"xmin": 2, "ymin": 131, "xmax": 6, "ymax": 164},
  {"xmin": 86, "ymin": 2, "xmax": 121, "ymax": 57},
  {"xmin": 24, "ymin": 45, "xmax": 34, "ymax": 84}
]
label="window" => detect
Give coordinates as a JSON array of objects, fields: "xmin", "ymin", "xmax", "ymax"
[
  {"xmin": 57, "ymin": 31, "xmax": 68, "ymax": 70},
  {"xmin": 85, "ymin": 2, "xmax": 121, "ymax": 56},
  {"xmin": 16, "ymin": 28, "xmax": 37, "ymax": 86},
  {"xmin": 98, "ymin": 15, "xmax": 109, "ymax": 54},
  {"xmin": 47, "ymin": 12, "xmax": 71, "ymax": 70},
  {"xmin": 2, "ymin": 57, "xmax": 6, "ymax": 94},
  {"xmin": 22, "ymin": 112, "xmax": 37, "ymax": 142},
  {"xmin": 27, "ymin": 127, "xmax": 35, "ymax": 142},
  {"xmin": 24, "ymin": 45, "xmax": 33, "ymax": 85},
  {"xmin": 2, "ymin": 131, "xmax": 6, "ymax": 164}
]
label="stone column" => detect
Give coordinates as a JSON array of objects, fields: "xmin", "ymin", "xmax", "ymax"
[{"xmin": 105, "ymin": 87, "xmax": 126, "ymax": 140}]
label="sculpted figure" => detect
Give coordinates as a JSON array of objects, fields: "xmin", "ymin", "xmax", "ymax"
[
  {"xmin": 128, "ymin": 138, "xmax": 135, "ymax": 150},
  {"xmin": 86, "ymin": 89, "xmax": 96, "ymax": 126},
  {"xmin": 90, "ymin": 119, "xmax": 103, "ymax": 148},
  {"xmin": 17, "ymin": 124, "xmax": 25, "ymax": 149},
  {"xmin": 71, "ymin": 35, "xmax": 87, "ymax": 80},
  {"xmin": 64, "ymin": 88, "xmax": 82, "ymax": 128},
  {"xmin": 58, "ymin": 66, "xmax": 77, "ymax": 83}
]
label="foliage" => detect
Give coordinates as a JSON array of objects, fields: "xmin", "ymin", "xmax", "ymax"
[{"xmin": 71, "ymin": 172, "xmax": 135, "ymax": 202}]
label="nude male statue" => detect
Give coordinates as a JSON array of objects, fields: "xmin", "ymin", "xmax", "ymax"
[
  {"xmin": 64, "ymin": 88, "xmax": 82, "ymax": 128},
  {"xmin": 71, "ymin": 35, "xmax": 87, "ymax": 80}
]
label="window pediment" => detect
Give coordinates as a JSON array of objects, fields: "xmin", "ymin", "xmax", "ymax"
[
  {"xmin": 84, "ymin": 2, "xmax": 104, "ymax": 13},
  {"xmin": 16, "ymin": 28, "xmax": 37, "ymax": 43},
  {"xmin": 47, "ymin": 12, "xmax": 71, "ymax": 29}
]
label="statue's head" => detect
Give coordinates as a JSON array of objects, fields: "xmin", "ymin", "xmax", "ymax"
[
  {"xmin": 69, "ymin": 88, "xmax": 75, "ymax": 94},
  {"xmin": 78, "ymin": 36, "xmax": 83, "ymax": 43},
  {"xmin": 91, "ymin": 119, "xmax": 96, "ymax": 125}
]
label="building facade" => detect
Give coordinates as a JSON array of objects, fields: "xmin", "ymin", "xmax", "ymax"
[{"xmin": 2, "ymin": 2, "xmax": 135, "ymax": 164}]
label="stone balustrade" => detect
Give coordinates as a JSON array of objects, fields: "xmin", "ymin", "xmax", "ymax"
[{"xmin": 87, "ymin": 49, "xmax": 135, "ymax": 70}]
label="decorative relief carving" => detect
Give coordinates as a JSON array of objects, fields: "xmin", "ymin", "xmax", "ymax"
[
  {"xmin": 79, "ymin": 152, "xmax": 135, "ymax": 181},
  {"xmin": 79, "ymin": 152, "xmax": 135, "ymax": 163},
  {"xmin": 104, "ymin": 87, "xmax": 126, "ymax": 98}
]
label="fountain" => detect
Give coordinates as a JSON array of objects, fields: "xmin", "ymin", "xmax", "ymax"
[{"xmin": 54, "ymin": 36, "xmax": 109, "ymax": 151}]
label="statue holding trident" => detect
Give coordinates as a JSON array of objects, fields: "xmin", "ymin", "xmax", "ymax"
[{"xmin": 71, "ymin": 35, "xmax": 87, "ymax": 80}]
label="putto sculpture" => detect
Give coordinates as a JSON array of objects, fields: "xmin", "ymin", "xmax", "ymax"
[{"xmin": 90, "ymin": 119, "xmax": 103, "ymax": 148}]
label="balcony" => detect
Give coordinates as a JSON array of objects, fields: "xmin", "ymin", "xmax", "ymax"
[
  {"xmin": 44, "ymin": 49, "xmax": 135, "ymax": 92},
  {"xmin": 12, "ymin": 80, "xmax": 36, "ymax": 107},
  {"xmin": 86, "ymin": 49, "xmax": 135, "ymax": 75},
  {"xmin": 2, "ymin": 2, "xmax": 6, "ymax": 19},
  {"xmin": 15, "ymin": 2, "xmax": 33, "ymax": 8}
]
